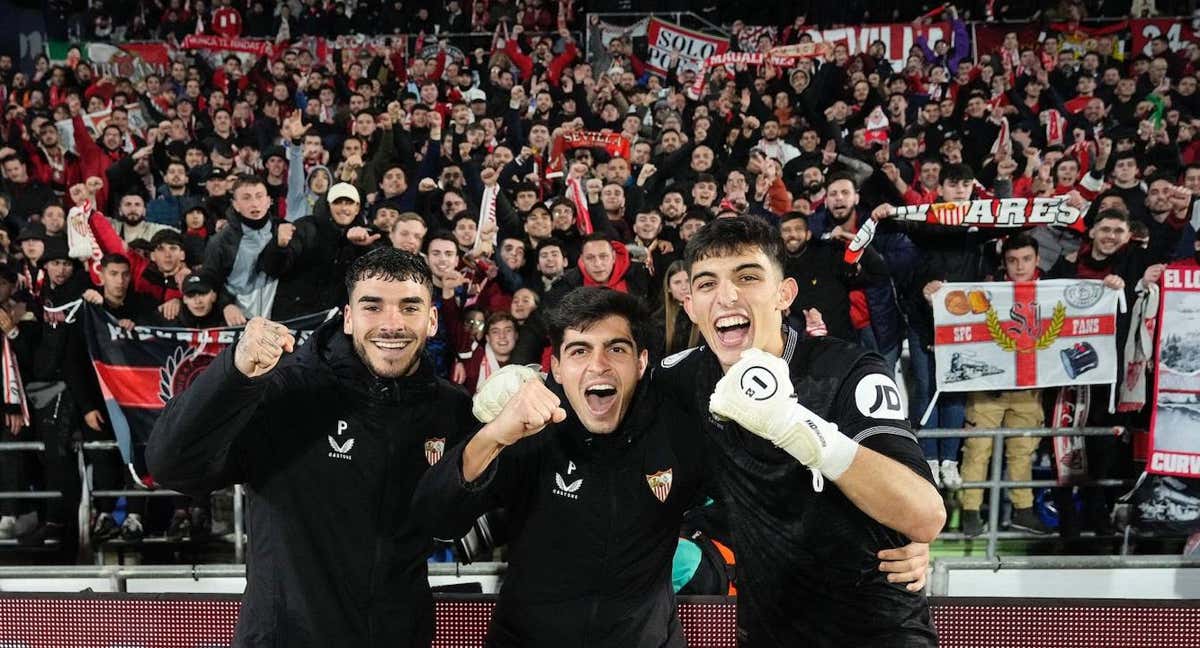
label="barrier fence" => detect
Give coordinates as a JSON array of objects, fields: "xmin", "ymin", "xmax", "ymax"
[
  {"xmin": 0, "ymin": 425, "xmax": 1147, "ymax": 562},
  {"xmin": 1, "ymin": 591, "xmax": 1199, "ymax": 648}
]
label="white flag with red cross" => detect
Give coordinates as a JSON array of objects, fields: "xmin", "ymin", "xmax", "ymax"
[{"xmin": 924, "ymin": 279, "xmax": 1123, "ymax": 423}]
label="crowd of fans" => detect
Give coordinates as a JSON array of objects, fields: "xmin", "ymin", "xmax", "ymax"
[{"xmin": 1, "ymin": 0, "xmax": 1199, "ymax": 555}]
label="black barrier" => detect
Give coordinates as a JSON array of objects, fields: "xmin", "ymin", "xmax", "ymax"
[{"xmin": 2, "ymin": 593, "xmax": 1200, "ymax": 647}]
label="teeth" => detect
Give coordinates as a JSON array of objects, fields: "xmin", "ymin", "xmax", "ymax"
[
  {"xmin": 372, "ymin": 340, "xmax": 410, "ymax": 349},
  {"xmin": 715, "ymin": 315, "xmax": 750, "ymax": 328},
  {"xmin": 585, "ymin": 385, "xmax": 617, "ymax": 396}
]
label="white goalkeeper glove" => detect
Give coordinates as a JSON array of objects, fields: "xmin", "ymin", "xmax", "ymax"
[
  {"xmin": 472, "ymin": 364, "xmax": 543, "ymax": 423},
  {"xmin": 708, "ymin": 348, "xmax": 858, "ymax": 479}
]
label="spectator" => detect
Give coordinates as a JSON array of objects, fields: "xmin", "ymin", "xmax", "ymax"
[
  {"xmin": 655, "ymin": 259, "xmax": 694, "ymax": 357},
  {"xmin": 459, "ymin": 311, "xmax": 518, "ymax": 393}
]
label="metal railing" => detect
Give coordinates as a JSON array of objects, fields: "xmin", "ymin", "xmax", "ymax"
[
  {"xmin": 917, "ymin": 426, "xmax": 1133, "ymax": 559},
  {"xmin": 0, "ymin": 441, "xmax": 244, "ymax": 563},
  {"xmin": 0, "ymin": 562, "xmax": 507, "ymax": 593}
]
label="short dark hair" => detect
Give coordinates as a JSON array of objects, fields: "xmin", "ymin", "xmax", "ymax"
[
  {"xmin": 780, "ymin": 211, "xmax": 809, "ymax": 227},
  {"xmin": 940, "ymin": 162, "xmax": 975, "ymax": 185},
  {"xmin": 1094, "ymin": 208, "xmax": 1130, "ymax": 225},
  {"xmin": 485, "ymin": 311, "xmax": 517, "ymax": 333},
  {"xmin": 545, "ymin": 287, "xmax": 652, "ymax": 357},
  {"xmin": 1001, "ymin": 232, "xmax": 1039, "ymax": 257},
  {"xmin": 825, "ymin": 171, "xmax": 858, "ymax": 191},
  {"xmin": 684, "ymin": 216, "xmax": 786, "ymax": 275},
  {"xmin": 100, "ymin": 252, "xmax": 131, "ymax": 269},
  {"xmin": 536, "ymin": 238, "xmax": 565, "ymax": 256},
  {"xmin": 232, "ymin": 174, "xmax": 266, "ymax": 194},
  {"xmin": 343, "ymin": 247, "xmax": 433, "ymax": 299}
]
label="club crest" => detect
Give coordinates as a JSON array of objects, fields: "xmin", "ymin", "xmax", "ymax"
[{"xmin": 646, "ymin": 469, "xmax": 673, "ymax": 503}]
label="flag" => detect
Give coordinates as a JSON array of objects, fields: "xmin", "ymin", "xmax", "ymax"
[
  {"xmin": 565, "ymin": 176, "xmax": 593, "ymax": 235},
  {"xmin": 863, "ymin": 106, "xmax": 889, "ymax": 145},
  {"xmin": 475, "ymin": 184, "xmax": 499, "ymax": 248},
  {"xmin": 924, "ymin": 279, "xmax": 1123, "ymax": 423},
  {"xmin": 545, "ymin": 131, "xmax": 630, "ymax": 179},
  {"xmin": 1148, "ymin": 264, "xmax": 1200, "ymax": 477},
  {"xmin": 82, "ymin": 305, "xmax": 335, "ymax": 467},
  {"xmin": 0, "ymin": 335, "xmax": 29, "ymax": 427}
]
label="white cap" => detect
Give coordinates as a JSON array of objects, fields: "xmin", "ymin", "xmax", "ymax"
[
  {"xmin": 464, "ymin": 88, "xmax": 487, "ymax": 103},
  {"xmin": 328, "ymin": 182, "xmax": 360, "ymax": 204}
]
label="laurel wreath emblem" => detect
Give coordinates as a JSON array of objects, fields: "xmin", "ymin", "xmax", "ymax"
[
  {"xmin": 159, "ymin": 346, "xmax": 195, "ymax": 405},
  {"xmin": 985, "ymin": 302, "xmax": 1066, "ymax": 352}
]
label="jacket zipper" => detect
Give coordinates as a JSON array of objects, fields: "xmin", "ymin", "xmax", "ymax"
[{"xmin": 365, "ymin": 417, "xmax": 396, "ymax": 646}]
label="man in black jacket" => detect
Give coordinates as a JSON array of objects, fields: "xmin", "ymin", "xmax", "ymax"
[
  {"xmin": 414, "ymin": 288, "xmax": 703, "ymax": 648},
  {"xmin": 780, "ymin": 211, "xmax": 888, "ymax": 341},
  {"xmin": 148, "ymin": 249, "xmax": 473, "ymax": 647}
]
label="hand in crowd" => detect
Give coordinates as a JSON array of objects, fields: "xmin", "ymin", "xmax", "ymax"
[
  {"xmin": 158, "ymin": 299, "xmax": 181, "ymax": 321},
  {"xmin": 234, "ymin": 317, "xmax": 296, "ymax": 378},
  {"xmin": 1143, "ymin": 264, "xmax": 1166, "ymax": 288},
  {"xmin": 82, "ymin": 290, "xmax": 104, "ymax": 305},
  {"xmin": 1103, "ymin": 275, "xmax": 1125, "ymax": 291},
  {"xmin": 83, "ymin": 409, "xmax": 104, "ymax": 432},
  {"xmin": 277, "ymin": 222, "xmax": 296, "ymax": 248},
  {"xmin": 224, "ymin": 305, "xmax": 248, "ymax": 327}
]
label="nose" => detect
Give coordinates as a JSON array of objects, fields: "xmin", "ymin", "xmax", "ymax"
[{"xmin": 717, "ymin": 279, "xmax": 739, "ymax": 307}]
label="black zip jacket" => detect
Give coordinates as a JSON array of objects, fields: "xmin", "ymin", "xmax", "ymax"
[
  {"xmin": 147, "ymin": 319, "xmax": 473, "ymax": 648},
  {"xmin": 652, "ymin": 328, "xmax": 938, "ymax": 648},
  {"xmin": 412, "ymin": 382, "xmax": 705, "ymax": 648}
]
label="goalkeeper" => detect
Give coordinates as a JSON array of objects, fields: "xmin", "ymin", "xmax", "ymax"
[{"xmin": 652, "ymin": 217, "xmax": 944, "ymax": 647}]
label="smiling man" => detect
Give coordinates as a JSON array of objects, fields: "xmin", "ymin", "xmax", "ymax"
[
  {"xmin": 654, "ymin": 217, "xmax": 943, "ymax": 647},
  {"xmin": 414, "ymin": 287, "xmax": 705, "ymax": 648},
  {"xmin": 148, "ymin": 248, "xmax": 472, "ymax": 647}
]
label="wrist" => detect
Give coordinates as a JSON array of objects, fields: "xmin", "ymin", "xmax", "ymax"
[{"xmin": 769, "ymin": 403, "xmax": 858, "ymax": 479}]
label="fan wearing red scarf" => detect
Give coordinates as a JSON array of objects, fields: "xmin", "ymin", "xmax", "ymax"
[{"xmin": 544, "ymin": 233, "xmax": 652, "ymax": 307}]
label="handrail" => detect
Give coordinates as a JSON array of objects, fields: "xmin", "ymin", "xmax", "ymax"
[{"xmin": 916, "ymin": 426, "xmax": 1129, "ymax": 559}]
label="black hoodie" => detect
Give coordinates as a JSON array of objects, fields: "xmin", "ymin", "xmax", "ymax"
[
  {"xmin": 147, "ymin": 319, "xmax": 473, "ymax": 647},
  {"xmin": 412, "ymin": 379, "xmax": 706, "ymax": 648}
]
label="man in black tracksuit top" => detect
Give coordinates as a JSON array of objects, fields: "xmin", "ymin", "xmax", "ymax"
[
  {"xmin": 413, "ymin": 288, "xmax": 704, "ymax": 647},
  {"xmin": 148, "ymin": 249, "xmax": 472, "ymax": 647},
  {"xmin": 653, "ymin": 218, "xmax": 944, "ymax": 647}
]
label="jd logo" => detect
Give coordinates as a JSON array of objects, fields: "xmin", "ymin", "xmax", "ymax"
[{"xmin": 854, "ymin": 375, "xmax": 906, "ymax": 420}]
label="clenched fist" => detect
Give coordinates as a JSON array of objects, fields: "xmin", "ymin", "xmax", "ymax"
[
  {"xmin": 234, "ymin": 317, "xmax": 296, "ymax": 378},
  {"xmin": 483, "ymin": 378, "xmax": 566, "ymax": 447}
]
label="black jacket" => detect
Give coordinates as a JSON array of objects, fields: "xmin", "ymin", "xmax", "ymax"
[
  {"xmin": 260, "ymin": 207, "xmax": 378, "ymax": 320},
  {"xmin": 147, "ymin": 320, "xmax": 473, "ymax": 648},
  {"xmin": 785, "ymin": 239, "xmax": 888, "ymax": 343},
  {"xmin": 652, "ymin": 330, "xmax": 938, "ymax": 647},
  {"xmin": 412, "ymin": 381, "xmax": 704, "ymax": 648}
]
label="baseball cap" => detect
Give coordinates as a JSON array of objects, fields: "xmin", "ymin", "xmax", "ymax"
[
  {"xmin": 264, "ymin": 146, "xmax": 287, "ymax": 163},
  {"xmin": 16, "ymin": 222, "xmax": 46, "ymax": 243},
  {"xmin": 328, "ymin": 182, "xmax": 360, "ymax": 204},
  {"xmin": 465, "ymin": 88, "xmax": 487, "ymax": 103},
  {"xmin": 206, "ymin": 167, "xmax": 230, "ymax": 182},
  {"xmin": 182, "ymin": 274, "xmax": 215, "ymax": 296}
]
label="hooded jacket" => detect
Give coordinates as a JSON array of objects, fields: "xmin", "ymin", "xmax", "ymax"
[
  {"xmin": 285, "ymin": 140, "xmax": 331, "ymax": 223},
  {"xmin": 147, "ymin": 319, "xmax": 473, "ymax": 647},
  {"xmin": 412, "ymin": 379, "xmax": 704, "ymax": 648}
]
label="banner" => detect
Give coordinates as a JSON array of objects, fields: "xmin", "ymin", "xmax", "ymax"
[
  {"xmin": 545, "ymin": 130, "xmax": 630, "ymax": 178},
  {"xmin": 1148, "ymin": 265, "xmax": 1200, "ymax": 477},
  {"xmin": 799, "ymin": 22, "xmax": 950, "ymax": 71},
  {"xmin": 46, "ymin": 40, "xmax": 170, "ymax": 83},
  {"xmin": 644, "ymin": 18, "xmax": 729, "ymax": 75},
  {"xmin": 926, "ymin": 279, "xmax": 1122, "ymax": 421},
  {"xmin": 1130, "ymin": 18, "xmax": 1197, "ymax": 57},
  {"xmin": 891, "ymin": 197, "xmax": 1085, "ymax": 231},
  {"xmin": 687, "ymin": 45, "xmax": 828, "ymax": 98},
  {"xmin": 181, "ymin": 34, "xmax": 274, "ymax": 57},
  {"xmin": 82, "ymin": 305, "xmax": 335, "ymax": 467}
]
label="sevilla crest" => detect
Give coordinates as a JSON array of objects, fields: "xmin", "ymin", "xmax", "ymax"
[
  {"xmin": 646, "ymin": 469, "xmax": 673, "ymax": 503},
  {"xmin": 424, "ymin": 438, "xmax": 445, "ymax": 466}
]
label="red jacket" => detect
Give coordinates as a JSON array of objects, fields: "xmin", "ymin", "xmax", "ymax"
[
  {"xmin": 89, "ymin": 211, "xmax": 182, "ymax": 303},
  {"xmin": 72, "ymin": 114, "xmax": 123, "ymax": 210}
]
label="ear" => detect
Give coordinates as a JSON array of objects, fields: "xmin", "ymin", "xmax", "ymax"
[
  {"xmin": 778, "ymin": 275, "xmax": 798, "ymax": 312},
  {"xmin": 427, "ymin": 303, "xmax": 439, "ymax": 338},
  {"xmin": 636, "ymin": 348, "xmax": 648, "ymax": 379},
  {"xmin": 550, "ymin": 353, "xmax": 562, "ymax": 384},
  {"xmin": 342, "ymin": 304, "xmax": 352, "ymax": 335},
  {"xmin": 683, "ymin": 293, "xmax": 697, "ymax": 324}
]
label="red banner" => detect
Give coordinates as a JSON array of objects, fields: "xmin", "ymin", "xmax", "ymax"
[
  {"xmin": 181, "ymin": 34, "xmax": 274, "ymax": 57},
  {"xmin": 799, "ymin": 22, "xmax": 950, "ymax": 70},
  {"xmin": 644, "ymin": 18, "xmax": 729, "ymax": 75},
  {"xmin": 545, "ymin": 131, "xmax": 630, "ymax": 178},
  {"xmin": 1130, "ymin": 18, "xmax": 1197, "ymax": 58}
]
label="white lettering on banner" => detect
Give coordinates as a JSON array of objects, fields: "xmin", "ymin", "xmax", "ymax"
[
  {"xmin": 1072, "ymin": 319, "xmax": 1101, "ymax": 335},
  {"xmin": 1163, "ymin": 269, "xmax": 1200, "ymax": 289},
  {"xmin": 801, "ymin": 23, "xmax": 947, "ymax": 68},
  {"xmin": 1150, "ymin": 452, "xmax": 1200, "ymax": 476},
  {"xmin": 894, "ymin": 198, "xmax": 1083, "ymax": 229},
  {"xmin": 953, "ymin": 326, "xmax": 972, "ymax": 342}
]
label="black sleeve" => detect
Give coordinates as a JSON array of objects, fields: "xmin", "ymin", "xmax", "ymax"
[
  {"xmin": 411, "ymin": 427, "xmax": 533, "ymax": 539},
  {"xmin": 145, "ymin": 345, "xmax": 276, "ymax": 494},
  {"xmin": 831, "ymin": 355, "xmax": 936, "ymax": 486}
]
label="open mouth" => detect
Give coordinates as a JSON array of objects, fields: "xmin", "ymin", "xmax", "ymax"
[
  {"xmin": 583, "ymin": 383, "xmax": 619, "ymax": 416},
  {"xmin": 713, "ymin": 314, "xmax": 751, "ymax": 348},
  {"xmin": 371, "ymin": 338, "xmax": 413, "ymax": 353}
]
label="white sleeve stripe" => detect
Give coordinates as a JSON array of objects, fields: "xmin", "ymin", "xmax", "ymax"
[{"xmin": 851, "ymin": 425, "xmax": 918, "ymax": 445}]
